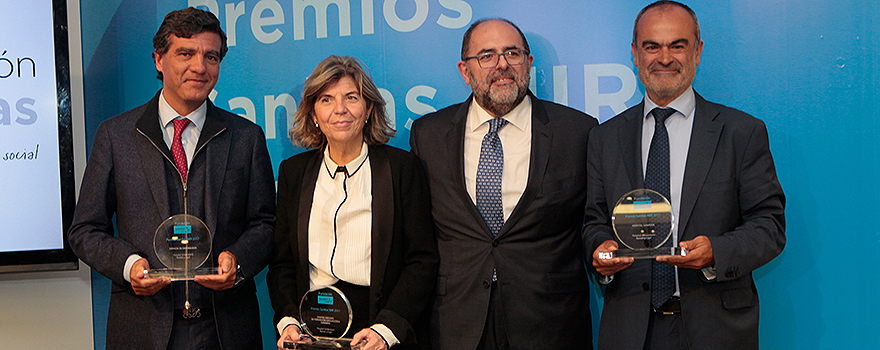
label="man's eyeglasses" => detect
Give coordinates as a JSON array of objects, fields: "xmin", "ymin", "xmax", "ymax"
[{"xmin": 464, "ymin": 49, "xmax": 529, "ymax": 69}]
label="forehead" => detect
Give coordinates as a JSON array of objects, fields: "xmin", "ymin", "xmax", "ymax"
[
  {"xmin": 320, "ymin": 76, "xmax": 359, "ymax": 94},
  {"xmin": 467, "ymin": 20, "xmax": 525, "ymax": 54},
  {"xmin": 167, "ymin": 31, "xmax": 222, "ymax": 50},
  {"xmin": 635, "ymin": 6, "xmax": 697, "ymax": 44}
]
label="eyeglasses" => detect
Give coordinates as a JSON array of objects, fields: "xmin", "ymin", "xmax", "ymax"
[{"xmin": 464, "ymin": 49, "xmax": 529, "ymax": 69}]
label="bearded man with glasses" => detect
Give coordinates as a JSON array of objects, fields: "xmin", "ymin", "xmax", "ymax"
[{"xmin": 410, "ymin": 18, "xmax": 598, "ymax": 350}]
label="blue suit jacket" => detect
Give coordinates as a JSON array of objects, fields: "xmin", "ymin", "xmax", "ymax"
[
  {"xmin": 68, "ymin": 91, "xmax": 276, "ymax": 350},
  {"xmin": 582, "ymin": 92, "xmax": 786, "ymax": 350}
]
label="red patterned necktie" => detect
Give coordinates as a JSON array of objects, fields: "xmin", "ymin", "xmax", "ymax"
[{"xmin": 171, "ymin": 118, "xmax": 191, "ymax": 183}]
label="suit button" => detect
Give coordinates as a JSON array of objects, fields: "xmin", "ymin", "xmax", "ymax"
[
  {"xmin": 375, "ymin": 292, "xmax": 383, "ymax": 299},
  {"xmin": 642, "ymin": 283, "xmax": 650, "ymax": 291},
  {"xmin": 726, "ymin": 267, "xmax": 739, "ymax": 278},
  {"xmin": 492, "ymin": 241, "xmax": 499, "ymax": 247},
  {"xmin": 483, "ymin": 280, "xmax": 491, "ymax": 288}
]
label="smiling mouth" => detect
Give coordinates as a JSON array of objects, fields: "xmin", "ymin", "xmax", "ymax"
[
  {"xmin": 492, "ymin": 76, "xmax": 515, "ymax": 84},
  {"xmin": 185, "ymin": 80, "xmax": 209, "ymax": 87},
  {"xmin": 651, "ymin": 70, "xmax": 680, "ymax": 75}
]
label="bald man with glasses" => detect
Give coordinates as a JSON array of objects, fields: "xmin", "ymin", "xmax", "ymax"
[{"xmin": 410, "ymin": 18, "xmax": 598, "ymax": 350}]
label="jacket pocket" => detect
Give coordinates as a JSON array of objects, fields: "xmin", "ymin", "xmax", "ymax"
[{"xmin": 720, "ymin": 286, "xmax": 758, "ymax": 310}]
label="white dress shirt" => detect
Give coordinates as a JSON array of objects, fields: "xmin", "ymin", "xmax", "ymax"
[
  {"xmin": 122, "ymin": 91, "xmax": 207, "ymax": 283},
  {"xmin": 464, "ymin": 96, "xmax": 532, "ymax": 221},
  {"xmin": 309, "ymin": 143, "xmax": 372, "ymax": 289},
  {"xmin": 158, "ymin": 91, "xmax": 207, "ymax": 164}
]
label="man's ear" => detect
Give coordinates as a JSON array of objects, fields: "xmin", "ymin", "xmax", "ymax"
[
  {"xmin": 154, "ymin": 52, "xmax": 164, "ymax": 76},
  {"xmin": 458, "ymin": 61, "xmax": 471, "ymax": 86}
]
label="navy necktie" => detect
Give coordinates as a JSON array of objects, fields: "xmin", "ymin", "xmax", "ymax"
[
  {"xmin": 646, "ymin": 107, "xmax": 676, "ymax": 309},
  {"xmin": 476, "ymin": 117, "xmax": 508, "ymax": 237}
]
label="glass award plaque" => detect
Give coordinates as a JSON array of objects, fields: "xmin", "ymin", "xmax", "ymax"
[
  {"xmin": 144, "ymin": 214, "xmax": 218, "ymax": 280},
  {"xmin": 598, "ymin": 189, "xmax": 687, "ymax": 259},
  {"xmin": 283, "ymin": 286, "xmax": 358, "ymax": 349}
]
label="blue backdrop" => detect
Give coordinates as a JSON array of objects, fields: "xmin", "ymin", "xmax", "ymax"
[{"xmin": 78, "ymin": 0, "xmax": 880, "ymax": 348}]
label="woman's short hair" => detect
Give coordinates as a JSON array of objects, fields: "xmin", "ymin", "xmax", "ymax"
[{"xmin": 290, "ymin": 56, "xmax": 395, "ymax": 149}]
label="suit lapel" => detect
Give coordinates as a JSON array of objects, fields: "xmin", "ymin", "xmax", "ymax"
[
  {"xmin": 200, "ymin": 102, "xmax": 229, "ymax": 235},
  {"xmin": 620, "ymin": 102, "xmax": 646, "ymax": 190},
  {"xmin": 499, "ymin": 94, "xmax": 548, "ymax": 238},
  {"xmin": 369, "ymin": 146, "xmax": 393, "ymax": 318},
  {"xmin": 678, "ymin": 93, "xmax": 722, "ymax": 239},
  {"xmin": 297, "ymin": 150, "xmax": 323, "ymax": 293},
  {"xmin": 134, "ymin": 92, "xmax": 172, "ymax": 220},
  {"xmin": 447, "ymin": 96, "xmax": 491, "ymax": 237}
]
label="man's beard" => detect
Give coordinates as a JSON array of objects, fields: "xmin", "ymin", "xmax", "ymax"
[
  {"xmin": 470, "ymin": 68, "xmax": 530, "ymax": 117},
  {"xmin": 641, "ymin": 60, "xmax": 694, "ymax": 102}
]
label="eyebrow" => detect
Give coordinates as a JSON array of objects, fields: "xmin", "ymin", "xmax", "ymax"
[
  {"xmin": 641, "ymin": 38, "xmax": 689, "ymax": 47},
  {"xmin": 476, "ymin": 45, "xmax": 522, "ymax": 55},
  {"xmin": 319, "ymin": 90, "xmax": 360, "ymax": 98},
  {"xmin": 174, "ymin": 47, "xmax": 221, "ymax": 57}
]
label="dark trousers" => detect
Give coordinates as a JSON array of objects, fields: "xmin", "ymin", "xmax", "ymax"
[
  {"xmin": 476, "ymin": 282, "xmax": 510, "ymax": 350},
  {"xmin": 643, "ymin": 312, "xmax": 689, "ymax": 350},
  {"xmin": 333, "ymin": 279, "xmax": 372, "ymax": 337},
  {"xmin": 167, "ymin": 310, "xmax": 220, "ymax": 350}
]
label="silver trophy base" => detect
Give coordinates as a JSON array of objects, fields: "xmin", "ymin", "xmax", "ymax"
[
  {"xmin": 598, "ymin": 247, "xmax": 687, "ymax": 260},
  {"xmin": 144, "ymin": 267, "xmax": 219, "ymax": 281},
  {"xmin": 284, "ymin": 337, "xmax": 360, "ymax": 350}
]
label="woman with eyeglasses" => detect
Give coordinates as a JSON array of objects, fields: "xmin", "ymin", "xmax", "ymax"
[{"xmin": 267, "ymin": 56, "xmax": 438, "ymax": 350}]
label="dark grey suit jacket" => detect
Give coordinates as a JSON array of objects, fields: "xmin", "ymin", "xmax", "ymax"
[
  {"xmin": 267, "ymin": 145, "xmax": 438, "ymax": 349},
  {"xmin": 410, "ymin": 93, "xmax": 598, "ymax": 350},
  {"xmin": 582, "ymin": 92, "xmax": 786, "ymax": 350},
  {"xmin": 68, "ymin": 91, "xmax": 276, "ymax": 350}
]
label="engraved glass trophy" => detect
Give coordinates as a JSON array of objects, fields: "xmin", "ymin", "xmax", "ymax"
[
  {"xmin": 284, "ymin": 286, "xmax": 362, "ymax": 349},
  {"xmin": 144, "ymin": 214, "xmax": 218, "ymax": 280},
  {"xmin": 598, "ymin": 189, "xmax": 687, "ymax": 259},
  {"xmin": 144, "ymin": 213, "xmax": 219, "ymax": 315}
]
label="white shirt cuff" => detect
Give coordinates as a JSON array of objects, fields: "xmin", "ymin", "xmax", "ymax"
[
  {"xmin": 701, "ymin": 266, "xmax": 717, "ymax": 280},
  {"xmin": 123, "ymin": 254, "xmax": 143, "ymax": 283},
  {"xmin": 276, "ymin": 316, "xmax": 301, "ymax": 336},
  {"xmin": 370, "ymin": 324, "xmax": 399, "ymax": 348}
]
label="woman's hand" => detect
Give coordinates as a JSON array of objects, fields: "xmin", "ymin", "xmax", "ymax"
[
  {"xmin": 277, "ymin": 324, "xmax": 310, "ymax": 349},
  {"xmin": 350, "ymin": 328, "xmax": 387, "ymax": 350}
]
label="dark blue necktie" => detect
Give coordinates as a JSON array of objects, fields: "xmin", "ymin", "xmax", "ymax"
[
  {"xmin": 646, "ymin": 107, "xmax": 676, "ymax": 309},
  {"xmin": 476, "ymin": 117, "xmax": 508, "ymax": 237}
]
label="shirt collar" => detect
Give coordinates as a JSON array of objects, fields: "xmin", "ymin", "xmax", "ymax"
[
  {"xmin": 643, "ymin": 86, "xmax": 696, "ymax": 120},
  {"xmin": 158, "ymin": 90, "xmax": 208, "ymax": 131},
  {"xmin": 323, "ymin": 142, "xmax": 369, "ymax": 179},
  {"xmin": 468, "ymin": 94, "xmax": 532, "ymax": 133}
]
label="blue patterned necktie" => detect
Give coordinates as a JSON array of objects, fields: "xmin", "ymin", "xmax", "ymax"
[
  {"xmin": 646, "ymin": 107, "xmax": 676, "ymax": 309},
  {"xmin": 476, "ymin": 117, "xmax": 508, "ymax": 237}
]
